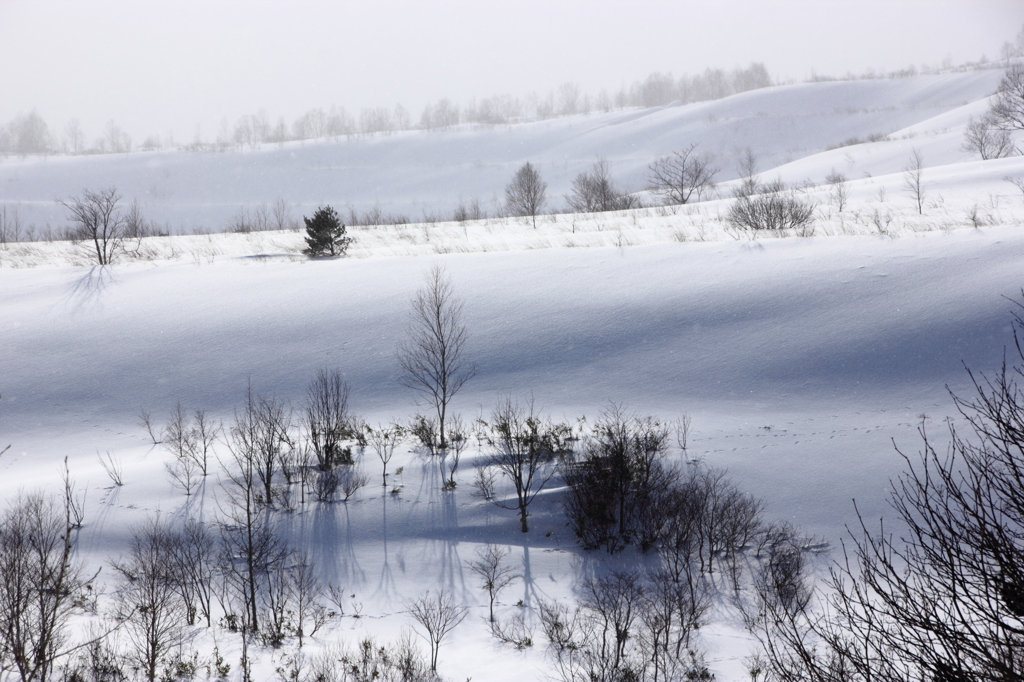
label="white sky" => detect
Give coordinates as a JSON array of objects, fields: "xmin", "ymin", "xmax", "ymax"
[{"xmin": 1, "ymin": 0, "xmax": 1022, "ymax": 141}]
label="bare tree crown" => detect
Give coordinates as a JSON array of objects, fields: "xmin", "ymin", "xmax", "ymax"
[
  {"xmin": 397, "ymin": 265, "xmax": 475, "ymax": 448},
  {"xmin": 647, "ymin": 143, "xmax": 719, "ymax": 205},
  {"xmin": 60, "ymin": 187, "xmax": 127, "ymax": 265},
  {"xmin": 505, "ymin": 161, "xmax": 548, "ymax": 228}
]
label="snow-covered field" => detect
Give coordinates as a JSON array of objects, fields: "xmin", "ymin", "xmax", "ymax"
[{"xmin": 2, "ymin": 68, "xmax": 1024, "ymax": 681}]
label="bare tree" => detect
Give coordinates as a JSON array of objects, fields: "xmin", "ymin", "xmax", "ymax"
[
  {"xmin": 290, "ymin": 552, "xmax": 331, "ymax": 647},
  {"xmin": 505, "ymin": 161, "xmax": 547, "ymax": 228},
  {"xmin": 647, "ymin": 143, "xmax": 719, "ymax": 204},
  {"xmin": 566, "ymin": 159, "xmax": 637, "ymax": 213},
  {"xmin": 963, "ymin": 116, "xmax": 1016, "ymax": 159},
  {"xmin": 113, "ymin": 518, "xmax": 189, "ymax": 682},
  {"xmin": 167, "ymin": 517, "xmax": 216, "ymax": 627},
  {"xmin": 220, "ymin": 395, "xmax": 290, "ymax": 631},
  {"xmin": 305, "ymin": 369, "xmax": 353, "ymax": 470},
  {"xmin": 465, "ymin": 543, "xmax": 518, "ymax": 623},
  {"xmin": 989, "ymin": 63, "xmax": 1024, "ymax": 131},
  {"xmin": 138, "ymin": 408, "xmax": 160, "ymax": 445},
  {"xmin": 903, "ymin": 147, "xmax": 925, "ymax": 215},
  {"xmin": 825, "ymin": 169, "xmax": 849, "ymax": 212},
  {"xmin": 60, "ymin": 188, "xmax": 127, "ymax": 265},
  {"xmin": 748, "ymin": 303, "xmax": 1024, "ymax": 682},
  {"xmin": 0, "ymin": 493, "xmax": 84, "ymax": 682},
  {"xmin": 397, "ymin": 265, "xmax": 476, "ymax": 449},
  {"xmin": 486, "ymin": 397, "xmax": 572, "ymax": 532},
  {"xmin": 62, "ymin": 119, "xmax": 85, "ymax": 155},
  {"xmin": 1006, "ymin": 174, "xmax": 1024, "ymax": 199},
  {"xmin": 191, "ymin": 410, "xmax": 219, "ymax": 477},
  {"xmin": 734, "ymin": 148, "xmax": 761, "ymax": 198},
  {"xmin": 406, "ymin": 590, "xmax": 467, "ymax": 672},
  {"xmin": 365, "ymin": 422, "xmax": 403, "ymax": 487}
]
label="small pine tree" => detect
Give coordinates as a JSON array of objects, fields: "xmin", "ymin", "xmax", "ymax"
[{"xmin": 303, "ymin": 205, "xmax": 352, "ymax": 257}]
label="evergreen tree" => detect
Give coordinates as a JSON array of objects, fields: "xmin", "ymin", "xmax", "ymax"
[{"xmin": 303, "ymin": 205, "xmax": 351, "ymax": 256}]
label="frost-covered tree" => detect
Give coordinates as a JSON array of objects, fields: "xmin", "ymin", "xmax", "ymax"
[{"xmin": 303, "ymin": 205, "xmax": 351, "ymax": 257}]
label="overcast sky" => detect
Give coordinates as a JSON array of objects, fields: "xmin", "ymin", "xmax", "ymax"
[{"xmin": 1, "ymin": 0, "xmax": 1022, "ymax": 141}]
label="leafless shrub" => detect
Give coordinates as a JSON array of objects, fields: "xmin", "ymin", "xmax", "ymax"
[
  {"xmin": 544, "ymin": 570, "xmax": 712, "ymax": 682},
  {"xmin": 903, "ymin": 147, "xmax": 925, "ymax": 215},
  {"xmin": 674, "ymin": 414, "xmax": 692, "ymax": 456},
  {"xmin": 466, "ymin": 543, "xmax": 518, "ymax": 623},
  {"xmin": 439, "ymin": 414, "xmax": 467, "ymax": 488},
  {"xmin": 122, "ymin": 199, "xmax": 152, "ymax": 239},
  {"xmin": 97, "ymin": 451, "xmax": 123, "ymax": 486},
  {"xmin": 139, "ymin": 409, "xmax": 161, "ymax": 445},
  {"xmin": 406, "ymin": 590, "xmax": 467, "ymax": 672},
  {"xmin": 728, "ymin": 179, "xmax": 815, "ymax": 232},
  {"xmin": 485, "ymin": 396, "xmax": 574, "ymax": 532},
  {"xmin": 472, "ymin": 465, "xmax": 497, "ymax": 500},
  {"xmin": 365, "ymin": 422, "xmax": 403, "ymax": 487},
  {"xmin": 491, "ymin": 610, "xmax": 533, "ymax": 649},
  {"xmin": 963, "ymin": 116, "xmax": 1016, "ymax": 159},
  {"xmin": 408, "ymin": 414, "xmax": 439, "ymax": 456},
  {"xmin": 564, "ymin": 407, "xmax": 675, "ymax": 552},
  {"xmin": 337, "ymin": 465, "xmax": 368, "ymax": 502},
  {"xmin": 313, "ymin": 469, "xmax": 339, "ymax": 502},
  {"xmin": 290, "ymin": 553, "xmax": 332, "ymax": 647},
  {"xmin": 452, "ymin": 197, "xmax": 487, "ymax": 222},
  {"xmin": 166, "ymin": 453, "xmax": 201, "ymax": 495},
  {"xmin": 825, "ymin": 169, "xmax": 849, "ymax": 212},
  {"xmin": 870, "ymin": 208, "xmax": 894, "ymax": 236}
]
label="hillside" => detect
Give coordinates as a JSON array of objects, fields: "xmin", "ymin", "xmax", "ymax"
[
  {"xmin": 1, "ymin": 67, "xmax": 1024, "ymax": 682},
  {"xmin": 0, "ymin": 69, "xmax": 1006, "ymax": 233}
]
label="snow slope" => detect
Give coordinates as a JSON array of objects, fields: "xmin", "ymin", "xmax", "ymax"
[
  {"xmin": 3, "ymin": 224, "xmax": 1024, "ymax": 680},
  {"xmin": 0, "ymin": 69, "xmax": 1005, "ymax": 233},
  {"xmin": 1, "ymin": 68, "xmax": 1024, "ymax": 682}
]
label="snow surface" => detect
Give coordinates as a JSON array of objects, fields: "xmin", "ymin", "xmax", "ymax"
[
  {"xmin": 2, "ymin": 68, "xmax": 1024, "ymax": 682},
  {"xmin": 0, "ymin": 69, "xmax": 1006, "ymax": 232}
]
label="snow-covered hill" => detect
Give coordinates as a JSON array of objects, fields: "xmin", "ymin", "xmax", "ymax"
[
  {"xmin": 0, "ymin": 69, "xmax": 1007, "ymax": 234},
  {"xmin": 1, "ymin": 67, "xmax": 1024, "ymax": 682}
]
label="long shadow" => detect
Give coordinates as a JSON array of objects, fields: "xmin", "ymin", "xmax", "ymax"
[
  {"xmin": 436, "ymin": 489, "xmax": 466, "ymax": 598},
  {"xmin": 61, "ymin": 265, "xmax": 116, "ymax": 312},
  {"xmin": 374, "ymin": 488, "xmax": 398, "ymax": 603},
  {"xmin": 339, "ymin": 502, "xmax": 366, "ymax": 588}
]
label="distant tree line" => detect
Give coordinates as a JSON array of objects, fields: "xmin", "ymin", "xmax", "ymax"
[{"xmin": 0, "ymin": 63, "xmax": 773, "ymax": 157}]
